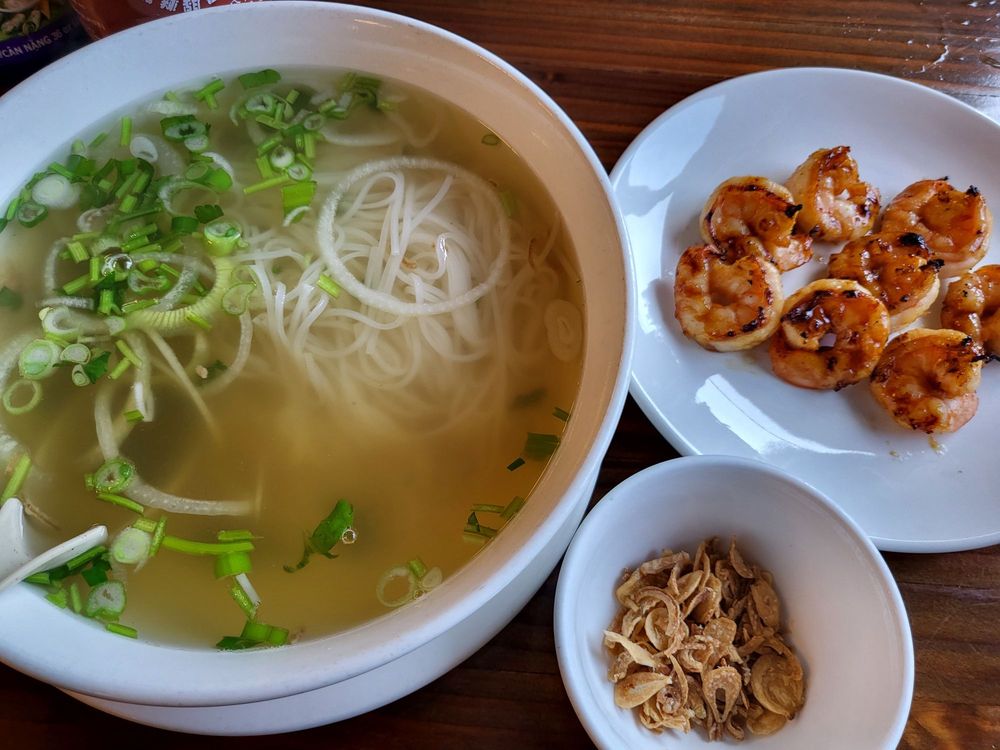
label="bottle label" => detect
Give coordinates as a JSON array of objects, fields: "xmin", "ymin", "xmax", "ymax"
[
  {"xmin": 0, "ymin": 0, "xmax": 80, "ymax": 67},
  {"xmin": 125, "ymin": 0, "xmax": 263, "ymax": 17}
]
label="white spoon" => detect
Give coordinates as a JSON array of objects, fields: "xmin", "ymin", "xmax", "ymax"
[{"xmin": 0, "ymin": 498, "xmax": 108, "ymax": 594}]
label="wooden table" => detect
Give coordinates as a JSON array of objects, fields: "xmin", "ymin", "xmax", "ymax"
[{"xmin": 3, "ymin": 1, "xmax": 999, "ymax": 747}]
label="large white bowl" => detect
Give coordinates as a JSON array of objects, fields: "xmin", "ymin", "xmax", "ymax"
[
  {"xmin": 0, "ymin": 2, "xmax": 634, "ymax": 732},
  {"xmin": 555, "ymin": 456, "xmax": 914, "ymax": 749}
]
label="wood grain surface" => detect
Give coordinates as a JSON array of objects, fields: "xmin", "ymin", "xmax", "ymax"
[{"xmin": 3, "ymin": 1, "xmax": 1000, "ymax": 747}]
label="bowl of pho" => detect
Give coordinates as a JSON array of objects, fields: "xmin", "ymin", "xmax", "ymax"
[{"xmin": 0, "ymin": 0, "xmax": 634, "ymax": 733}]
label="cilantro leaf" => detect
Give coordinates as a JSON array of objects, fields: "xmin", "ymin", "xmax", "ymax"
[
  {"xmin": 82, "ymin": 351, "xmax": 110, "ymax": 383},
  {"xmin": 194, "ymin": 204, "xmax": 223, "ymax": 223}
]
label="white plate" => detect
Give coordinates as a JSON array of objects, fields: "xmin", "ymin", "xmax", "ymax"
[{"xmin": 611, "ymin": 67, "xmax": 1000, "ymax": 553}]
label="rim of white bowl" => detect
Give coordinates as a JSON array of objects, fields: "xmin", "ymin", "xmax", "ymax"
[
  {"xmin": 553, "ymin": 455, "xmax": 915, "ymax": 750},
  {"xmin": 0, "ymin": 1, "xmax": 636, "ymax": 707}
]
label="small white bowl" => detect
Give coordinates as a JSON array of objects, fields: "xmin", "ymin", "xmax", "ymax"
[{"xmin": 554, "ymin": 456, "xmax": 913, "ymax": 749}]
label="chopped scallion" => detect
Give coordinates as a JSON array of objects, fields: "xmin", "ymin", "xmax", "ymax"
[
  {"xmin": 0, "ymin": 453, "xmax": 31, "ymax": 503},
  {"xmin": 96, "ymin": 492, "xmax": 145, "ymax": 515},
  {"xmin": 506, "ymin": 457, "xmax": 525, "ymax": 472},
  {"xmin": 523, "ymin": 432, "xmax": 560, "ymax": 460},
  {"xmin": 106, "ymin": 622, "xmax": 138, "ymax": 639},
  {"xmin": 2, "ymin": 379, "xmax": 41, "ymax": 415}
]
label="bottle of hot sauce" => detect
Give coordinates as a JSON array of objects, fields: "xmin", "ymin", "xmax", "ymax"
[{"xmin": 70, "ymin": 0, "xmax": 267, "ymax": 38}]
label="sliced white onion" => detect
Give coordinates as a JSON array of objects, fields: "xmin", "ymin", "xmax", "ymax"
[
  {"xmin": 129, "ymin": 135, "xmax": 158, "ymax": 163},
  {"xmin": 544, "ymin": 298, "xmax": 583, "ymax": 362},
  {"xmin": 32, "ymin": 174, "xmax": 78, "ymax": 209}
]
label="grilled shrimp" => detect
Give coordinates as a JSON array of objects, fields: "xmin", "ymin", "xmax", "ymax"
[
  {"xmin": 769, "ymin": 279, "xmax": 890, "ymax": 390},
  {"xmin": 700, "ymin": 176, "xmax": 813, "ymax": 272},
  {"xmin": 870, "ymin": 328, "xmax": 985, "ymax": 433},
  {"xmin": 786, "ymin": 146, "xmax": 880, "ymax": 242},
  {"xmin": 827, "ymin": 231, "xmax": 942, "ymax": 329},
  {"xmin": 881, "ymin": 179, "xmax": 992, "ymax": 276},
  {"xmin": 941, "ymin": 264, "xmax": 1000, "ymax": 355},
  {"xmin": 674, "ymin": 243, "xmax": 783, "ymax": 352}
]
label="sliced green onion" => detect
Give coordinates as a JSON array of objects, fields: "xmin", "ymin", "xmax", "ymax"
[
  {"xmin": 96, "ymin": 492, "xmax": 145, "ymax": 515},
  {"xmin": 16, "ymin": 200, "xmax": 47, "ymax": 228},
  {"xmin": 69, "ymin": 582, "xmax": 83, "ymax": 613},
  {"xmin": 92, "ymin": 457, "xmax": 136, "ymax": 493},
  {"xmin": 66, "ymin": 545, "xmax": 107, "ymax": 572},
  {"xmin": 214, "ymin": 551, "xmax": 253, "ymax": 579},
  {"xmin": 407, "ymin": 557, "xmax": 428, "ymax": 580},
  {"xmin": 160, "ymin": 536, "xmax": 254, "ymax": 556},
  {"xmin": 18, "ymin": 339, "xmax": 61, "ymax": 380},
  {"xmin": 85, "ymin": 580, "xmax": 126, "ymax": 619},
  {"xmin": 161, "ymin": 114, "xmax": 207, "ymax": 143},
  {"xmin": 238, "ymin": 69, "xmax": 281, "ymax": 89},
  {"xmin": 119, "ymin": 116, "xmax": 132, "ymax": 147},
  {"xmin": 523, "ymin": 432, "xmax": 560, "ymax": 460},
  {"xmin": 553, "ymin": 406, "xmax": 571, "ymax": 422},
  {"xmin": 419, "ymin": 567, "xmax": 443, "ymax": 591},
  {"xmin": 202, "ymin": 218, "xmax": 242, "ymax": 256},
  {"xmin": 316, "ymin": 274, "xmax": 341, "ymax": 299},
  {"xmin": 0, "ymin": 454, "xmax": 31, "ymax": 503},
  {"xmin": 285, "ymin": 162, "xmax": 312, "ymax": 182},
  {"xmin": 2, "ymin": 379, "xmax": 41, "ymax": 415},
  {"xmin": 506, "ymin": 457, "xmax": 525, "ymax": 471},
  {"xmin": 375, "ymin": 565, "xmax": 417, "ymax": 608},
  {"xmin": 462, "ymin": 531, "xmax": 492, "ymax": 545},
  {"xmin": 303, "ymin": 112, "xmax": 325, "ymax": 131},
  {"xmin": 109, "ymin": 356, "xmax": 132, "ymax": 380},
  {"xmin": 115, "ymin": 339, "xmax": 143, "ymax": 367},
  {"xmin": 66, "ymin": 241, "xmax": 88, "ymax": 263},
  {"xmin": 254, "ymin": 114, "xmax": 286, "ymax": 131},
  {"xmin": 60, "ymin": 343, "xmax": 91, "ymax": 365},
  {"xmin": 71, "ymin": 365, "xmax": 90, "ymax": 387},
  {"xmin": 240, "ymin": 620, "xmax": 271, "ymax": 642},
  {"xmin": 254, "ymin": 154, "xmax": 274, "ymax": 179},
  {"xmin": 269, "ymin": 145, "xmax": 295, "ymax": 170},
  {"xmin": 89, "ymin": 131, "xmax": 108, "ymax": 149},
  {"xmin": 110, "ymin": 527, "xmax": 152, "ymax": 565},
  {"xmin": 217, "ymin": 529, "xmax": 257, "ymax": 542},
  {"xmin": 149, "ymin": 516, "xmax": 167, "ymax": 556},
  {"xmin": 124, "ymin": 408, "xmax": 144, "ymax": 423},
  {"xmin": 106, "ymin": 622, "xmax": 138, "ymax": 639},
  {"xmin": 46, "ymin": 589, "xmax": 68, "ymax": 609},
  {"xmin": 303, "ymin": 131, "xmax": 317, "ymax": 160},
  {"xmin": 194, "ymin": 77, "xmax": 225, "ymax": 109},
  {"xmin": 481, "ymin": 133, "xmax": 500, "ymax": 146},
  {"xmin": 501, "ymin": 496, "xmax": 526, "ymax": 520},
  {"xmin": 171, "ymin": 215, "xmax": 199, "ymax": 234},
  {"xmin": 60, "ymin": 273, "xmax": 91, "ymax": 296},
  {"xmin": 243, "ymin": 174, "xmax": 291, "ymax": 195},
  {"xmin": 499, "ymin": 189, "xmax": 517, "ymax": 218},
  {"xmin": 229, "ymin": 581, "xmax": 257, "ymax": 618}
]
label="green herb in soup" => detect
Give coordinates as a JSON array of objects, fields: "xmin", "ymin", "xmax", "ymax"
[{"xmin": 0, "ymin": 68, "xmax": 583, "ymax": 648}]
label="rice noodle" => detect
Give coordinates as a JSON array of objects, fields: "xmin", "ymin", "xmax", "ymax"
[{"xmin": 93, "ymin": 385, "xmax": 249, "ymax": 516}]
